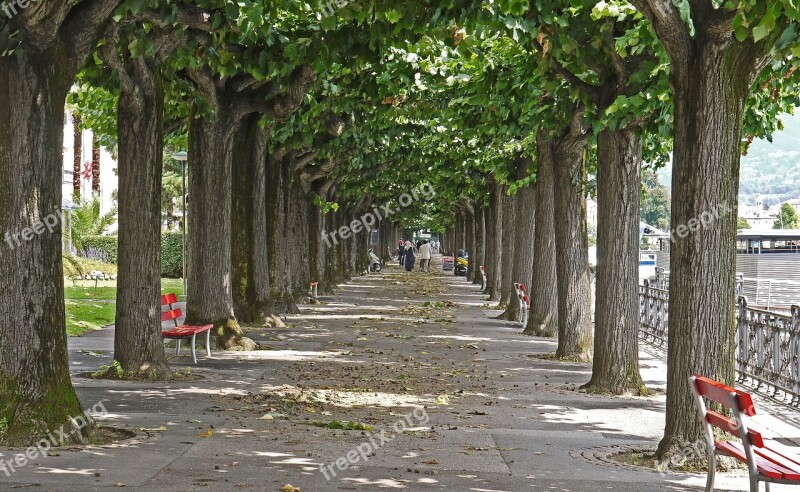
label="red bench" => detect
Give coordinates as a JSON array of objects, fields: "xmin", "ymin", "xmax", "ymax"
[
  {"xmin": 691, "ymin": 374, "xmax": 800, "ymax": 491},
  {"xmin": 161, "ymin": 293, "xmax": 213, "ymax": 364},
  {"xmin": 515, "ymin": 283, "xmax": 530, "ymax": 326}
]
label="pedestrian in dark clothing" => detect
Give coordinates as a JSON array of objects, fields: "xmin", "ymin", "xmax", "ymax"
[
  {"xmin": 404, "ymin": 241, "xmax": 416, "ymax": 271},
  {"xmin": 398, "ymin": 241, "xmax": 405, "ymax": 266}
]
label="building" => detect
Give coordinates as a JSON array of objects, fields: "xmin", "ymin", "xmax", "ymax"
[
  {"xmin": 61, "ymin": 111, "xmax": 118, "ymax": 230},
  {"xmin": 739, "ymin": 195, "xmax": 778, "ymax": 229},
  {"xmin": 586, "ymin": 198, "xmax": 597, "ymax": 230}
]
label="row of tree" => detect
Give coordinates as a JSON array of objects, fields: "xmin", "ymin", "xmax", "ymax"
[{"xmin": 2, "ymin": 0, "xmax": 800, "ymax": 469}]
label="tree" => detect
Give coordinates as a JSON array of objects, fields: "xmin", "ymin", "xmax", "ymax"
[
  {"xmin": 641, "ymin": 169, "xmax": 671, "ymax": 231},
  {"xmin": 68, "ymin": 198, "xmax": 117, "ymax": 255},
  {"xmin": 738, "ymin": 217, "xmax": 752, "ymax": 230},
  {"xmin": 774, "ymin": 203, "xmax": 799, "ymax": 229},
  {"xmin": 627, "ymin": 0, "xmax": 800, "ymax": 460},
  {"xmin": 524, "ymin": 132, "xmax": 558, "ymax": 337},
  {"xmin": 0, "ymin": 0, "xmax": 124, "ymax": 446},
  {"xmin": 72, "ymin": 114, "xmax": 83, "ymax": 201}
]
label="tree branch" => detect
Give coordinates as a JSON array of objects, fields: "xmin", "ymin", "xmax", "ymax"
[
  {"xmin": 60, "ymin": 0, "xmax": 124, "ymax": 76},
  {"xmin": 12, "ymin": 0, "xmax": 80, "ymax": 48},
  {"xmin": 139, "ymin": 5, "xmax": 220, "ymax": 33},
  {"xmin": 97, "ymin": 21, "xmax": 135, "ymax": 94},
  {"xmin": 532, "ymin": 39, "xmax": 600, "ymax": 98},
  {"xmin": 290, "ymin": 150, "xmax": 318, "ymax": 174},
  {"xmin": 186, "ymin": 67, "xmax": 220, "ymax": 109},
  {"xmin": 324, "ymin": 115, "xmax": 347, "ymax": 137},
  {"xmin": 264, "ymin": 66, "xmax": 317, "ymax": 119},
  {"xmin": 627, "ymin": 0, "xmax": 692, "ymax": 68}
]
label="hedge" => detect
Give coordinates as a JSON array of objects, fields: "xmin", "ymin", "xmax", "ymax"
[
  {"xmin": 78, "ymin": 233, "xmax": 185, "ymax": 279},
  {"xmin": 161, "ymin": 232, "xmax": 184, "ymax": 278},
  {"xmin": 80, "ymin": 235, "xmax": 118, "ymax": 264}
]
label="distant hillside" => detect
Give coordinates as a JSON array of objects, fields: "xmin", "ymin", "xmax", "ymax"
[{"xmin": 658, "ymin": 112, "xmax": 800, "ymax": 207}]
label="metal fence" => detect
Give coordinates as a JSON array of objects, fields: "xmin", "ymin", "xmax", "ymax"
[
  {"xmin": 737, "ymin": 298, "xmax": 800, "ymax": 404},
  {"xmin": 639, "ymin": 281, "xmax": 668, "ymax": 347},
  {"xmin": 638, "ymin": 283, "xmax": 800, "ymax": 405}
]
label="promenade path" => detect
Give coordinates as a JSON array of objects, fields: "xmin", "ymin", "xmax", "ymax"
[{"xmin": 2, "ymin": 256, "xmax": 800, "ymax": 491}]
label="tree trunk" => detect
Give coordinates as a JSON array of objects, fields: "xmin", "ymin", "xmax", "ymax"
[
  {"xmin": 525, "ymin": 135, "xmax": 558, "ymax": 337},
  {"xmin": 465, "ymin": 206, "xmax": 476, "ymax": 275},
  {"xmin": 501, "ymin": 159, "xmax": 536, "ymax": 322},
  {"xmin": 553, "ymin": 126, "xmax": 593, "ymax": 361},
  {"xmin": 231, "ymin": 116, "xmax": 273, "ymax": 324},
  {"xmin": 317, "ymin": 182, "xmax": 340, "ymax": 294},
  {"xmin": 484, "ymin": 182, "xmax": 503, "ymax": 300},
  {"xmin": 186, "ymin": 104, "xmax": 253, "ymax": 350},
  {"xmin": 471, "ymin": 206, "xmax": 486, "ymax": 285},
  {"xmin": 91, "ymin": 135, "xmax": 101, "ymax": 196},
  {"xmin": 265, "ymin": 150, "xmax": 307, "ymax": 312},
  {"xmin": 290, "ymin": 175, "xmax": 312, "ymax": 293},
  {"xmin": 309, "ymin": 184, "xmax": 327, "ymax": 292},
  {"xmin": 113, "ymin": 56, "xmax": 171, "ymax": 379},
  {"xmin": 656, "ymin": 39, "xmax": 769, "ymax": 460},
  {"xmin": 72, "ymin": 113, "xmax": 82, "ymax": 201},
  {"xmin": 497, "ymin": 188, "xmax": 515, "ymax": 310},
  {"xmin": 582, "ymin": 129, "xmax": 644, "ymax": 394},
  {"xmin": 0, "ymin": 54, "xmax": 85, "ymax": 446},
  {"xmin": 166, "ymin": 200, "xmax": 174, "ymax": 231}
]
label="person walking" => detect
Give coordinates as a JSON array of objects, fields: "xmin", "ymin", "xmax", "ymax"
[
  {"xmin": 398, "ymin": 240, "xmax": 405, "ymax": 266},
  {"xmin": 419, "ymin": 239, "xmax": 432, "ymax": 272},
  {"xmin": 404, "ymin": 241, "xmax": 416, "ymax": 272}
]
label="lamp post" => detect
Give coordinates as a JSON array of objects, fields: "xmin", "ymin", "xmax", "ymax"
[{"xmin": 172, "ymin": 151, "xmax": 188, "ymax": 299}]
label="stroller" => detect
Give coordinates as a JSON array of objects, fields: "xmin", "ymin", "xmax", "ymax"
[{"xmin": 454, "ymin": 249, "xmax": 468, "ymax": 277}]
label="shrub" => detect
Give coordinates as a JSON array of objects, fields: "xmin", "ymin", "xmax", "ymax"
[
  {"xmin": 62, "ymin": 253, "xmax": 84, "ymax": 278},
  {"xmin": 65, "ymin": 232, "xmax": 184, "ymax": 278},
  {"xmin": 65, "ymin": 256, "xmax": 117, "ymax": 277},
  {"xmin": 67, "ymin": 198, "xmax": 117, "ymax": 253},
  {"xmin": 80, "ymin": 235, "xmax": 118, "ymax": 263},
  {"xmin": 161, "ymin": 232, "xmax": 184, "ymax": 278}
]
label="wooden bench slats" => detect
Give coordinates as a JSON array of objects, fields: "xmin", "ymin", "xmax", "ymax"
[
  {"xmin": 161, "ymin": 309, "xmax": 183, "ymax": 322},
  {"xmin": 716, "ymin": 441, "xmax": 789, "ymax": 479},
  {"xmin": 706, "ymin": 409, "xmax": 764, "ymax": 448},
  {"xmin": 161, "ymin": 293, "xmax": 178, "ymax": 306},
  {"xmin": 755, "ymin": 446, "xmax": 800, "ymax": 478},
  {"xmin": 694, "ymin": 375, "xmax": 756, "ymax": 416},
  {"xmin": 693, "ymin": 374, "xmax": 800, "ymax": 489},
  {"xmin": 760, "ymin": 439, "xmax": 800, "ymax": 469},
  {"xmin": 160, "ymin": 293, "xmax": 213, "ymax": 364}
]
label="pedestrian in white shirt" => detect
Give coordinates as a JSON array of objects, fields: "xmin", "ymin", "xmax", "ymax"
[{"xmin": 419, "ymin": 240, "xmax": 432, "ymax": 272}]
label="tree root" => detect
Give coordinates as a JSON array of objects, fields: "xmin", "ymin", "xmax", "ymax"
[{"xmin": 580, "ymin": 378, "xmax": 648, "ymax": 397}]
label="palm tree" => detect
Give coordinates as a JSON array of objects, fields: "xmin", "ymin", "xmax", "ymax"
[{"xmin": 67, "ymin": 198, "xmax": 117, "ymax": 254}]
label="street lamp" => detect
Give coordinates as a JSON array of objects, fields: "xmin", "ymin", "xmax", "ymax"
[{"xmin": 172, "ymin": 151, "xmax": 188, "ymax": 299}]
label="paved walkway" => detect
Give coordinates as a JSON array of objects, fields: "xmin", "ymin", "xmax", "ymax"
[{"xmin": 3, "ymin": 258, "xmax": 800, "ymax": 491}]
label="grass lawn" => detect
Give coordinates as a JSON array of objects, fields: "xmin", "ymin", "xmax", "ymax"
[{"xmin": 64, "ymin": 278, "xmax": 185, "ymax": 337}]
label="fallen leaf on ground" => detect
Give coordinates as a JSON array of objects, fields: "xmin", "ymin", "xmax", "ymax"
[{"xmin": 307, "ymin": 420, "xmax": 373, "ymax": 431}]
